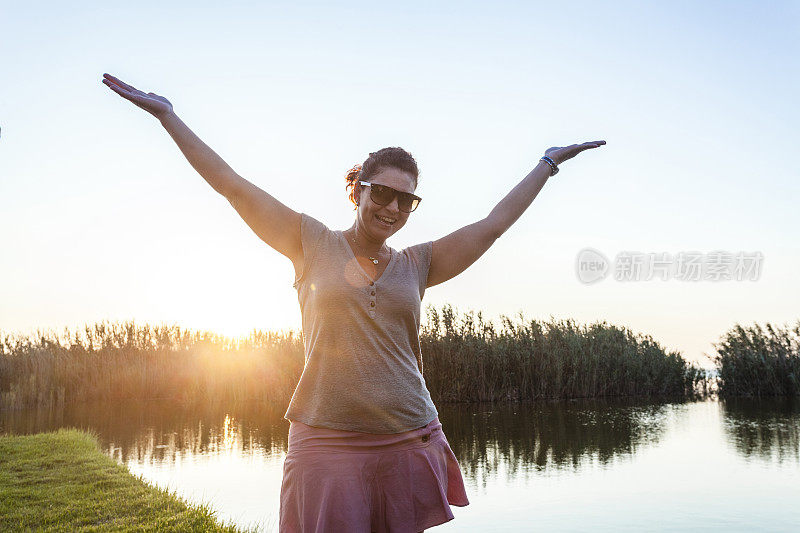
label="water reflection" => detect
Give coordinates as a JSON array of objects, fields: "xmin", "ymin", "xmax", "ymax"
[
  {"xmin": 0, "ymin": 399, "xmax": 290, "ymax": 464},
  {"xmin": 438, "ymin": 398, "xmax": 672, "ymax": 483},
  {"xmin": 4, "ymin": 397, "xmax": 799, "ymax": 469},
  {"xmin": 1, "ymin": 397, "xmax": 680, "ymax": 476},
  {"xmin": 720, "ymin": 397, "xmax": 800, "ymax": 462}
]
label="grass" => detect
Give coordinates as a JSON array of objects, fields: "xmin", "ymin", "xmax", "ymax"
[
  {"xmin": 0, "ymin": 428, "xmax": 254, "ymax": 532},
  {"xmin": 0, "ymin": 303, "xmax": 713, "ymax": 410}
]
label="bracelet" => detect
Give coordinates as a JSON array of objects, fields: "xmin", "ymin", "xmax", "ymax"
[{"xmin": 540, "ymin": 156, "xmax": 559, "ymax": 176}]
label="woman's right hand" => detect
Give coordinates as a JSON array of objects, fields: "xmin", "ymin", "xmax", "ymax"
[{"xmin": 102, "ymin": 73, "xmax": 174, "ymax": 119}]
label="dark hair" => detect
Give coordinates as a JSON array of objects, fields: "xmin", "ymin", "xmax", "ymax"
[{"xmin": 344, "ymin": 147, "xmax": 420, "ymax": 209}]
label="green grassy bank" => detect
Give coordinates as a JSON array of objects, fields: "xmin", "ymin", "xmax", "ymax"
[
  {"xmin": 0, "ymin": 428, "xmax": 251, "ymax": 532},
  {"xmin": 1, "ymin": 304, "xmax": 716, "ymax": 410}
]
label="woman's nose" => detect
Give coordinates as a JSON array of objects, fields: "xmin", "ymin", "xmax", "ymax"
[{"xmin": 385, "ymin": 195, "xmax": 401, "ymax": 214}]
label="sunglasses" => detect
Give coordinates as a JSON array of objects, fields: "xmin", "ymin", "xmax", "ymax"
[{"xmin": 359, "ymin": 181, "xmax": 422, "ymax": 213}]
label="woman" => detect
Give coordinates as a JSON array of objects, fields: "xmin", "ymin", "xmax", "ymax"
[{"xmin": 102, "ymin": 72, "xmax": 605, "ymax": 532}]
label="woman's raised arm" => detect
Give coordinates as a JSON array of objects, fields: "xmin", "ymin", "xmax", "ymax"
[
  {"xmin": 102, "ymin": 73, "xmax": 302, "ymax": 264},
  {"xmin": 426, "ymin": 141, "xmax": 606, "ymax": 287}
]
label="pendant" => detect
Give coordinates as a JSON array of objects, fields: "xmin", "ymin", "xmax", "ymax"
[{"xmin": 371, "ymin": 257, "xmax": 379, "ymax": 264}]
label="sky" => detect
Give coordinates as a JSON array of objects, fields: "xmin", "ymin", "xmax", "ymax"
[{"xmin": 1, "ymin": 1, "xmax": 798, "ymax": 368}]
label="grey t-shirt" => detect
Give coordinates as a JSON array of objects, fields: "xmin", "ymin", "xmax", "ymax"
[{"xmin": 284, "ymin": 212, "xmax": 439, "ymax": 434}]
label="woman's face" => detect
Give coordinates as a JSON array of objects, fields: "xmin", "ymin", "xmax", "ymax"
[{"xmin": 355, "ymin": 166, "xmax": 417, "ymax": 242}]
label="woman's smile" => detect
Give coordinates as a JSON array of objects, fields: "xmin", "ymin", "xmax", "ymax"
[{"xmin": 374, "ymin": 214, "xmax": 396, "ymax": 227}]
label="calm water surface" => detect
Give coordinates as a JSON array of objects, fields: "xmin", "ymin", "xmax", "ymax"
[{"xmin": 2, "ymin": 397, "xmax": 799, "ymax": 532}]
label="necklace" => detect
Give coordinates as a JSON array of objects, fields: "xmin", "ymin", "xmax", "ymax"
[{"xmin": 347, "ymin": 230, "xmax": 387, "ymax": 265}]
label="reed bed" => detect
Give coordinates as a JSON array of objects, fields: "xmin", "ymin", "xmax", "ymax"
[
  {"xmin": 1, "ymin": 305, "xmax": 709, "ymax": 410},
  {"xmin": 0, "ymin": 322, "xmax": 305, "ymax": 410},
  {"xmin": 421, "ymin": 305, "xmax": 707, "ymax": 402},
  {"xmin": 713, "ymin": 321, "xmax": 800, "ymax": 397}
]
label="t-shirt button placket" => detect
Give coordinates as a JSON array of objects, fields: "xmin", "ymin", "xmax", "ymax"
[{"xmin": 369, "ymin": 285, "xmax": 376, "ymax": 318}]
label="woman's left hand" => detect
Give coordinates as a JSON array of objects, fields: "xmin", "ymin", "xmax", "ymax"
[{"xmin": 545, "ymin": 140, "xmax": 606, "ymax": 166}]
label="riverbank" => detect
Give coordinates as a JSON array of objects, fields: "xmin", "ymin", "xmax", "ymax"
[{"xmin": 0, "ymin": 428, "xmax": 252, "ymax": 532}]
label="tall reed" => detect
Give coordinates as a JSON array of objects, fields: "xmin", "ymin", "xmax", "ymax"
[
  {"xmin": 0, "ymin": 321, "xmax": 305, "ymax": 410},
  {"xmin": 421, "ymin": 304, "xmax": 706, "ymax": 402},
  {"xmin": 1, "ymin": 305, "xmax": 710, "ymax": 410},
  {"xmin": 713, "ymin": 321, "xmax": 800, "ymax": 397}
]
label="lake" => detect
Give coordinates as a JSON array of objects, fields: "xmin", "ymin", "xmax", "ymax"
[{"xmin": 2, "ymin": 396, "xmax": 798, "ymax": 532}]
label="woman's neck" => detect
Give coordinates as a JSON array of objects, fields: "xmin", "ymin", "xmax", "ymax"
[{"xmin": 345, "ymin": 225, "xmax": 386, "ymax": 256}]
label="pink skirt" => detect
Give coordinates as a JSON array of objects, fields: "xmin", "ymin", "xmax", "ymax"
[{"xmin": 279, "ymin": 416, "xmax": 470, "ymax": 532}]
